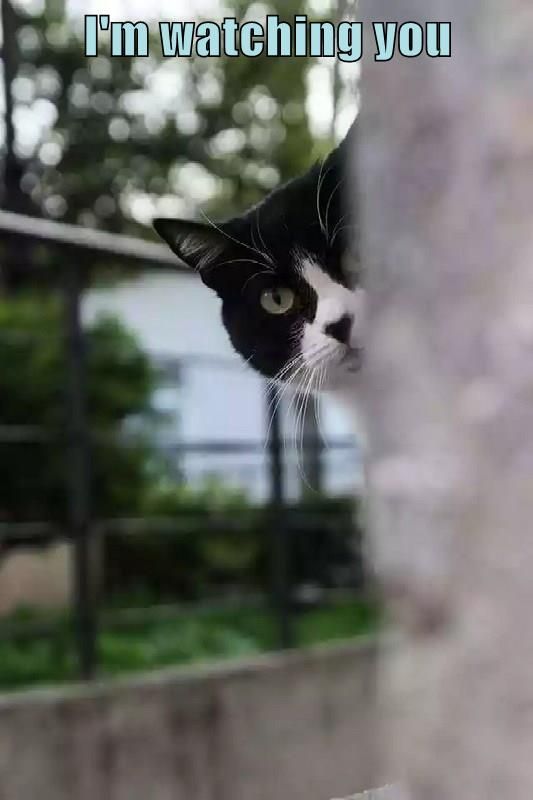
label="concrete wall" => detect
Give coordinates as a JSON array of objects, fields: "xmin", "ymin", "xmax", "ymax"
[{"xmin": 0, "ymin": 640, "xmax": 379, "ymax": 800}]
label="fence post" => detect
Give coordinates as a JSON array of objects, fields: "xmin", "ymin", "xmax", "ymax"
[
  {"xmin": 265, "ymin": 383, "xmax": 292, "ymax": 649},
  {"xmin": 302, "ymin": 401, "xmax": 324, "ymax": 492},
  {"xmin": 64, "ymin": 262, "xmax": 96, "ymax": 680},
  {"xmin": 357, "ymin": 0, "xmax": 533, "ymax": 796}
]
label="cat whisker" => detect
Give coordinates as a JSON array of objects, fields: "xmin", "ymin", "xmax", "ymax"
[
  {"xmin": 263, "ymin": 354, "xmax": 308, "ymax": 435},
  {"xmin": 240, "ymin": 351, "xmax": 257, "ymax": 369},
  {"xmin": 284, "ymin": 371, "xmax": 305, "ymax": 480},
  {"xmin": 242, "ymin": 270, "xmax": 277, "ymax": 293},
  {"xmin": 331, "ymin": 221, "xmax": 356, "ymax": 247},
  {"xmin": 200, "ymin": 209, "xmax": 273, "ymax": 266},
  {"xmin": 324, "ymin": 177, "xmax": 345, "ymax": 245},
  {"xmin": 271, "ymin": 344, "xmax": 336, "ymax": 490},
  {"xmin": 316, "ymin": 160, "xmax": 333, "ymax": 242},
  {"xmin": 264, "ymin": 372, "xmax": 296, "ymax": 420},
  {"xmin": 271, "ymin": 353, "xmax": 307, "ymax": 385},
  {"xmin": 290, "ymin": 378, "xmax": 305, "ymax": 485},
  {"xmin": 251, "ymin": 225, "xmax": 273, "ymax": 271},
  {"xmin": 288, "ymin": 346, "xmax": 338, "ymax": 390},
  {"xmin": 314, "ymin": 365, "xmax": 328, "ymax": 448},
  {"xmin": 272, "ymin": 345, "xmax": 326, "ymax": 386},
  {"xmin": 264, "ymin": 368, "xmax": 301, "ymax": 450},
  {"xmin": 253, "ymin": 209, "xmax": 275, "ymax": 268},
  {"xmin": 215, "ymin": 258, "xmax": 274, "ymax": 271},
  {"xmin": 330, "ymin": 212, "xmax": 348, "ymax": 241},
  {"xmin": 264, "ymin": 352, "xmax": 322, "ymax": 450},
  {"xmin": 301, "ymin": 371, "xmax": 317, "ymax": 487},
  {"xmin": 293, "ymin": 367, "xmax": 317, "ymax": 493}
]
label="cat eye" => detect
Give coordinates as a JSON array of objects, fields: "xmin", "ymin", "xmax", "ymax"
[{"xmin": 260, "ymin": 287, "xmax": 295, "ymax": 316}]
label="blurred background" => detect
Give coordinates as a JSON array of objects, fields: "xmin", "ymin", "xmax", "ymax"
[{"xmin": 0, "ymin": 0, "xmax": 376, "ymax": 695}]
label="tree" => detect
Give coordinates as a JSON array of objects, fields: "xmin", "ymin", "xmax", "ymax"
[{"xmin": 5, "ymin": 0, "xmax": 330, "ymax": 242}]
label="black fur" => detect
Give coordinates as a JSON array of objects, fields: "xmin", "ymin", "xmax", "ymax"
[{"xmin": 154, "ymin": 122, "xmax": 356, "ymax": 380}]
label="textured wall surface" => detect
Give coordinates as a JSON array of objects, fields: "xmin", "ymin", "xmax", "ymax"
[
  {"xmin": 0, "ymin": 543, "xmax": 71, "ymax": 615},
  {"xmin": 357, "ymin": 1, "xmax": 533, "ymax": 797},
  {"xmin": 344, "ymin": 788, "xmax": 400, "ymax": 799},
  {"xmin": 0, "ymin": 641, "xmax": 379, "ymax": 800}
]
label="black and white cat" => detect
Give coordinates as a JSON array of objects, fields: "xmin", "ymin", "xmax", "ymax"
[{"xmin": 154, "ymin": 121, "xmax": 362, "ymax": 408}]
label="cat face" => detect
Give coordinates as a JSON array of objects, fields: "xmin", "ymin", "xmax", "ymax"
[{"xmin": 154, "ymin": 123, "xmax": 362, "ymax": 394}]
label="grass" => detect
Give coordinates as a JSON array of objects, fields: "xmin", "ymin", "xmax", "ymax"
[{"xmin": 0, "ymin": 599, "xmax": 380, "ymax": 691}]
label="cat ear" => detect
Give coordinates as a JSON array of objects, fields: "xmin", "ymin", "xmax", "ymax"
[{"xmin": 153, "ymin": 218, "xmax": 227, "ymax": 279}]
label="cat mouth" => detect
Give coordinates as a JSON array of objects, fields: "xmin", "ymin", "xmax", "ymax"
[{"xmin": 339, "ymin": 347, "xmax": 363, "ymax": 373}]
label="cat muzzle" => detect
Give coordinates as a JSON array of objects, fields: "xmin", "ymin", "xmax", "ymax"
[{"xmin": 340, "ymin": 346, "xmax": 363, "ymax": 373}]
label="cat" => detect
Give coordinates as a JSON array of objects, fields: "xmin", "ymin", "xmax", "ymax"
[{"xmin": 153, "ymin": 121, "xmax": 362, "ymax": 414}]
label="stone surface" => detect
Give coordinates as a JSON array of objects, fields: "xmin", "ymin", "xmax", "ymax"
[
  {"xmin": 0, "ymin": 640, "xmax": 380, "ymax": 800},
  {"xmin": 341, "ymin": 788, "xmax": 400, "ymax": 799},
  {"xmin": 0, "ymin": 543, "xmax": 71, "ymax": 615},
  {"xmin": 358, "ymin": 0, "xmax": 533, "ymax": 797}
]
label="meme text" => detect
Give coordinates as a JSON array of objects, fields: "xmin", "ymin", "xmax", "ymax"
[{"xmin": 84, "ymin": 15, "xmax": 452, "ymax": 62}]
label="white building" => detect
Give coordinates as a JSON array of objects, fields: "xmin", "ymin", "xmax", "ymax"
[{"xmin": 84, "ymin": 270, "xmax": 361, "ymax": 500}]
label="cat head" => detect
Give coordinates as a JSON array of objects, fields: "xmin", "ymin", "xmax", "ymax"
[{"xmin": 154, "ymin": 123, "xmax": 363, "ymax": 393}]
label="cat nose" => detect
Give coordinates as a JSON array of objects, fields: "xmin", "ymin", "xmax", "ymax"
[{"xmin": 325, "ymin": 314, "xmax": 353, "ymax": 345}]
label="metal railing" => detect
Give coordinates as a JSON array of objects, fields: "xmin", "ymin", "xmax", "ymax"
[{"xmin": 0, "ymin": 210, "xmax": 363, "ymax": 682}]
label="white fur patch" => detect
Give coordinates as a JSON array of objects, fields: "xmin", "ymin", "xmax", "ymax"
[{"xmin": 298, "ymin": 255, "xmax": 365, "ymax": 389}]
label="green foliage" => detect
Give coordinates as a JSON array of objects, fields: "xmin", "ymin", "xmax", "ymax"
[
  {"xmin": 0, "ymin": 294, "xmax": 157, "ymax": 523},
  {"xmin": 106, "ymin": 480, "xmax": 261, "ymax": 602},
  {"xmin": 105, "ymin": 484, "xmax": 361, "ymax": 603},
  {"xmin": 153, "ymin": 481, "xmax": 261, "ymax": 575},
  {"xmin": 11, "ymin": 0, "xmax": 331, "ymax": 242},
  {"xmin": 0, "ymin": 600, "xmax": 380, "ymax": 690}
]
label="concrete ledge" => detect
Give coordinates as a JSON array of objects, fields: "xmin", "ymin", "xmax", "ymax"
[{"xmin": 0, "ymin": 639, "xmax": 380, "ymax": 800}]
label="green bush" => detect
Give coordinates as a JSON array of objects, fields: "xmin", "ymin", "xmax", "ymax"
[
  {"xmin": 0, "ymin": 600, "xmax": 380, "ymax": 690},
  {"xmin": 0, "ymin": 294, "xmax": 158, "ymax": 525},
  {"xmin": 104, "ymin": 482, "xmax": 363, "ymax": 604}
]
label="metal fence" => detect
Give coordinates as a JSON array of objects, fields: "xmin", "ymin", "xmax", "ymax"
[{"xmin": 0, "ymin": 210, "xmax": 364, "ymax": 683}]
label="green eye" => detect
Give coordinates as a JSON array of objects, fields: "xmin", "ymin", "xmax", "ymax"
[{"xmin": 260, "ymin": 287, "xmax": 295, "ymax": 315}]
